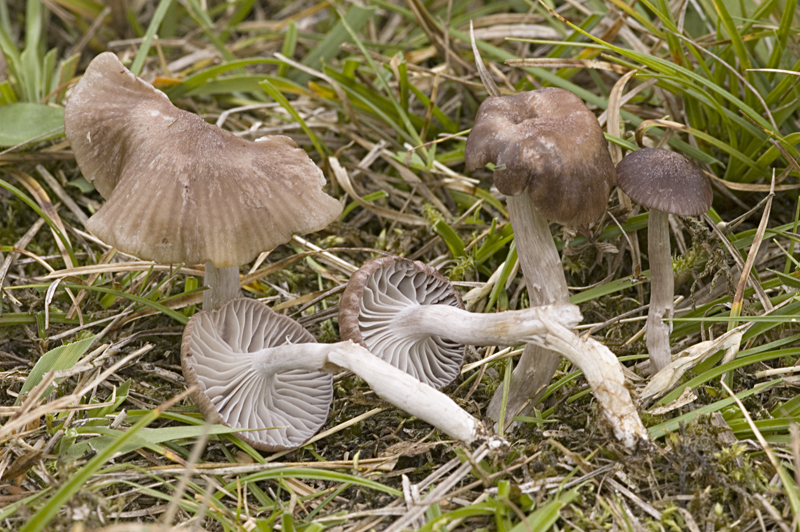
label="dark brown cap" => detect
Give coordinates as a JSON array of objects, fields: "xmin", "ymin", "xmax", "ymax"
[
  {"xmin": 65, "ymin": 52, "xmax": 342, "ymax": 267},
  {"xmin": 616, "ymin": 148, "xmax": 713, "ymax": 216},
  {"xmin": 464, "ymin": 88, "xmax": 616, "ymax": 226},
  {"xmin": 181, "ymin": 298, "xmax": 333, "ymax": 451},
  {"xmin": 339, "ymin": 256, "xmax": 465, "ymax": 389}
]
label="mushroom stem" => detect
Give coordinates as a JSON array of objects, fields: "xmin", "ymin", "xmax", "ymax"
[
  {"xmin": 392, "ymin": 303, "xmax": 581, "ymax": 346},
  {"xmin": 487, "ymin": 193, "xmax": 571, "ymax": 423},
  {"xmin": 391, "ymin": 300, "xmax": 648, "ymax": 448},
  {"xmin": 327, "ymin": 342, "xmax": 499, "ymax": 447},
  {"xmin": 528, "ymin": 318, "xmax": 650, "ymax": 449},
  {"xmin": 204, "ymin": 262, "xmax": 241, "ymax": 309},
  {"xmin": 646, "ymin": 210, "xmax": 674, "ymax": 373},
  {"xmin": 248, "ymin": 340, "xmax": 498, "ymax": 447}
]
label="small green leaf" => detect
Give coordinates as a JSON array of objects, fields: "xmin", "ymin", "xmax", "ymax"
[
  {"xmin": 508, "ymin": 489, "xmax": 579, "ymax": 532},
  {"xmin": 19, "ymin": 335, "xmax": 96, "ymax": 401},
  {"xmin": 432, "ymin": 219, "xmax": 465, "ymax": 258},
  {"xmin": 67, "ymin": 177, "xmax": 94, "ymax": 194},
  {"xmin": 292, "ymin": 4, "xmax": 376, "ymax": 84},
  {"xmin": 0, "ymin": 103, "xmax": 63, "ymax": 146}
]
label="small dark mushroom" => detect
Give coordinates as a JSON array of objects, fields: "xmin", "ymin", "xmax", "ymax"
[{"xmin": 616, "ymin": 148, "xmax": 713, "ymax": 373}]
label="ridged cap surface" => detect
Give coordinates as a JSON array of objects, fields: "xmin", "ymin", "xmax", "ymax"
[
  {"xmin": 616, "ymin": 148, "xmax": 712, "ymax": 216},
  {"xmin": 465, "ymin": 87, "xmax": 615, "ymax": 226},
  {"xmin": 65, "ymin": 52, "xmax": 342, "ymax": 267}
]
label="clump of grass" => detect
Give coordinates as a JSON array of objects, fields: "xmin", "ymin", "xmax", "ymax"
[{"xmin": 2, "ymin": 0, "xmax": 800, "ymax": 529}]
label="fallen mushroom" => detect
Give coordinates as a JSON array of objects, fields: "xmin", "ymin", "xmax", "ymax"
[
  {"xmin": 182, "ymin": 297, "xmax": 505, "ymax": 450},
  {"xmin": 615, "ymin": 148, "xmax": 713, "ymax": 373},
  {"xmin": 464, "ymin": 87, "xmax": 616, "ymax": 424},
  {"xmin": 64, "ymin": 53, "xmax": 342, "ymax": 309},
  {"xmin": 338, "ymin": 256, "xmax": 648, "ymax": 448},
  {"xmin": 339, "ymin": 255, "xmax": 581, "ymax": 388}
]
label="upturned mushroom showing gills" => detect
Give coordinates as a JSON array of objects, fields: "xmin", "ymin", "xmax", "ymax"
[
  {"xmin": 339, "ymin": 256, "xmax": 649, "ymax": 449},
  {"xmin": 64, "ymin": 53, "xmax": 342, "ymax": 309},
  {"xmin": 464, "ymin": 88, "xmax": 616, "ymax": 425},
  {"xmin": 182, "ymin": 298, "xmax": 333, "ymax": 451},
  {"xmin": 616, "ymin": 148, "xmax": 713, "ymax": 373},
  {"xmin": 339, "ymin": 255, "xmax": 581, "ymax": 388},
  {"xmin": 182, "ymin": 297, "xmax": 506, "ymax": 450}
]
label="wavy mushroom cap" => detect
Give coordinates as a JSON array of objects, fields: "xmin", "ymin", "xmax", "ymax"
[
  {"xmin": 464, "ymin": 87, "xmax": 616, "ymax": 226},
  {"xmin": 616, "ymin": 148, "xmax": 713, "ymax": 216},
  {"xmin": 181, "ymin": 298, "xmax": 333, "ymax": 451},
  {"xmin": 339, "ymin": 256, "xmax": 465, "ymax": 389},
  {"xmin": 65, "ymin": 52, "xmax": 342, "ymax": 268}
]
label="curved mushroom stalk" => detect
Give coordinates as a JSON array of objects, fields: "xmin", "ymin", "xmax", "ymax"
[
  {"xmin": 645, "ymin": 210, "xmax": 674, "ymax": 372},
  {"xmin": 528, "ymin": 318, "xmax": 650, "ymax": 448},
  {"xmin": 183, "ymin": 298, "xmax": 504, "ymax": 450},
  {"xmin": 339, "ymin": 256, "xmax": 648, "ymax": 449},
  {"xmin": 326, "ymin": 342, "xmax": 501, "ymax": 448},
  {"xmin": 396, "ymin": 303, "xmax": 649, "ymax": 448},
  {"xmin": 390, "ymin": 302, "xmax": 581, "ymax": 346}
]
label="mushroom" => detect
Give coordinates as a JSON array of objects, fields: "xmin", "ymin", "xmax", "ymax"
[
  {"xmin": 338, "ymin": 255, "xmax": 581, "ymax": 388},
  {"xmin": 182, "ymin": 297, "xmax": 505, "ymax": 450},
  {"xmin": 338, "ymin": 256, "xmax": 648, "ymax": 448},
  {"xmin": 64, "ymin": 53, "xmax": 342, "ymax": 309},
  {"xmin": 464, "ymin": 88, "xmax": 616, "ymax": 424},
  {"xmin": 182, "ymin": 298, "xmax": 332, "ymax": 451},
  {"xmin": 615, "ymin": 148, "xmax": 713, "ymax": 373}
]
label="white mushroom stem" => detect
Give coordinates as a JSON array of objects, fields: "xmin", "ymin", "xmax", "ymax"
[
  {"xmin": 388, "ymin": 301, "xmax": 648, "ymax": 447},
  {"xmin": 204, "ymin": 262, "xmax": 241, "ymax": 309},
  {"xmin": 528, "ymin": 318, "xmax": 650, "ymax": 448},
  {"xmin": 646, "ymin": 210, "xmax": 674, "ymax": 373},
  {"xmin": 391, "ymin": 303, "xmax": 581, "ymax": 346},
  {"xmin": 487, "ymin": 193, "xmax": 572, "ymax": 423},
  {"xmin": 249, "ymin": 340, "xmax": 498, "ymax": 447}
]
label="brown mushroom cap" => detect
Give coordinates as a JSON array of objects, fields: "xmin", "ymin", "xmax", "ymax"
[
  {"xmin": 65, "ymin": 52, "xmax": 342, "ymax": 268},
  {"xmin": 464, "ymin": 87, "xmax": 616, "ymax": 226},
  {"xmin": 616, "ymin": 148, "xmax": 713, "ymax": 216},
  {"xmin": 339, "ymin": 256, "xmax": 465, "ymax": 389},
  {"xmin": 181, "ymin": 298, "xmax": 333, "ymax": 452}
]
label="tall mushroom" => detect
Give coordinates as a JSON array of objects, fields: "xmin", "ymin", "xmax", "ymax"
[
  {"xmin": 464, "ymin": 88, "xmax": 616, "ymax": 424},
  {"xmin": 615, "ymin": 148, "xmax": 713, "ymax": 373},
  {"xmin": 182, "ymin": 297, "xmax": 504, "ymax": 450},
  {"xmin": 64, "ymin": 53, "xmax": 342, "ymax": 309},
  {"xmin": 339, "ymin": 256, "xmax": 648, "ymax": 448}
]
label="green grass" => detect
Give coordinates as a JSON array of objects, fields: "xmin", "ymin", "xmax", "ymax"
[{"xmin": 2, "ymin": 0, "xmax": 800, "ymax": 529}]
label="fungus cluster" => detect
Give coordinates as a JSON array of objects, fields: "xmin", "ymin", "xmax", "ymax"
[
  {"xmin": 340, "ymin": 256, "xmax": 648, "ymax": 447},
  {"xmin": 66, "ymin": 52, "xmax": 656, "ymax": 454},
  {"xmin": 181, "ymin": 297, "xmax": 505, "ymax": 450}
]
